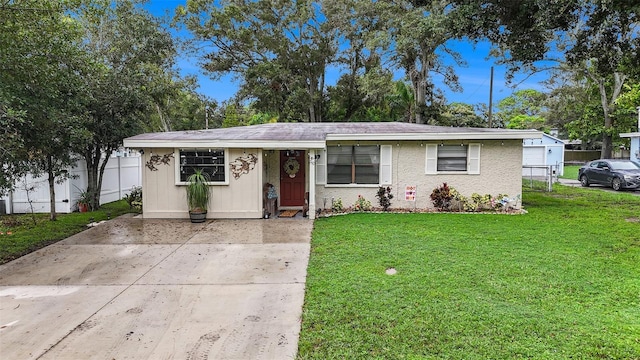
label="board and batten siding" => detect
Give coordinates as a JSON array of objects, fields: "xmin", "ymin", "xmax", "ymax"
[{"xmin": 141, "ymin": 148, "xmax": 262, "ymax": 219}]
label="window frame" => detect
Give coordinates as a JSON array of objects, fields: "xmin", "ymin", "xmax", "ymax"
[
  {"xmin": 326, "ymin": 145, "xmax": 380, "ymax": 185},
  {"xmin": 175, "ymin": 148, "xmax": 229, "ymax": 185},
  {"xmin": 319, "ymin": 145, "xmax": 392, "ymax": 186},
  {"xmin": 425, "ymin": 143, "xmax": 481, "ymax": 175}
]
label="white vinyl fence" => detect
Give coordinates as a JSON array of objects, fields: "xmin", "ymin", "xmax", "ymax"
[{"xmin": 1, "ymin": 155, "xmax": 141, "ymax": 214}]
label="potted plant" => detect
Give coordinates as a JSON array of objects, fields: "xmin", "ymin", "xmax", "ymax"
[
  {"xmin": 76, "ymin": 189, "xmax": 92, "ymax": 213},
  {"xmin": 186, "ymin": 169, "xmax": 211, "ymax": 223}
]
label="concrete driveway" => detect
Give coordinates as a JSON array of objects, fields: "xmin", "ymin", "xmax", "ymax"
[
  {"xmin": 0, "ymin": 216, "xmax": 312, "ymax": 359},
  {"xmin": 557, "ymin": 178, "xmax": 640, "ymax": 196}
]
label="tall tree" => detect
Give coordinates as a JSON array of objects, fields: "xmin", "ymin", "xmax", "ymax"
[
  {"xmin": 440, "ymin": 102, "xmax": 486, "ymax": 128},
  {"xmin": 494, "ymin": 89, "xmax": 547, "ymax": 129},
  {"xmin": 0, "ymin": 0, "xmax": 90, "ymax": 220},
  {"xmin": 337, "ymin": 0, "xmax": 469, "ymax": 124},
  {"xmin": 177, "ymin": 0, "xmax": 336, "ymax": 122},
  {"xmin": 77, "ymin": 0, "xmax": 178, "ymax": 209},
  {"xmin": 462, "ymin": 0, "xmax": 638, "ymax": 158}
]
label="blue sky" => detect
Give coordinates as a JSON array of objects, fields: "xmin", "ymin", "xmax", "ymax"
[{"xmin": 144, "ymin": 0, "xmax": 548, "ymax": 107}]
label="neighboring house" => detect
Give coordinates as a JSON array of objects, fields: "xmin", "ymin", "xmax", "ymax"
[
  {"xmin": 0, "ymin": 153, "xmax": 141, "ymax": 215},
  {"xmin": 124, "ymin": 122, "xmax": 541, "ymax": 220},
  {"xmin": 522, "ymin": 133, "xmax": 565, "ymax": 177},
  {"xmin": 620, "ymin": 110, "xmax": 640, "ymax": 163},
  {"xmin": 620, "ymin": 133, "xmax": 640, "ymax": 163}
]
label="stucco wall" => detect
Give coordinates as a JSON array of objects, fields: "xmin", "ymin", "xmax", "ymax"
[
  {"xmin": 315, "ymin": 140, "xmax": 523, "ymax": 211},
  {"xmin": 141, "ymin": 148, "xmax": 262, "ymax": 219}
]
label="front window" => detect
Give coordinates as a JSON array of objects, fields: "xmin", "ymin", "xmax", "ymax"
[
  {"xmin": 179, "ymin": 149, "xmax": 225, "ymax": 182},
  {"xmin": 437, "ymin": 145, "xmax": 468, "ymax": 172},
  {"xmin": 327, "ymin": 146, "xmax": 380, "ymax": 184}
]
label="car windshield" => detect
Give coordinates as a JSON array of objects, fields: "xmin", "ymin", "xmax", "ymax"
[{"xmin": 610, "ymin": 161, "xmax": 640, "ymax": 170}]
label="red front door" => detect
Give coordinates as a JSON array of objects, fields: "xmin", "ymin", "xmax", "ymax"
[{"xmin": 280, "ymin": 150, "xmax": 306, "ymax": 206}]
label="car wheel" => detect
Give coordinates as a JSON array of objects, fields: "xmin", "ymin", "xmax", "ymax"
[
  {"xmin": 580, "ymin": 175, "xmax": 590, "ymax": 187},
  {"xmin": 612, "ymin": 177, "xmax": 623, "ymax": 191}
]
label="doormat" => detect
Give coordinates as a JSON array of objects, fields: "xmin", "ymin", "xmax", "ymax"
[{"xmin": 278, "ymin": 210, "xmax": 299, "ymax": 218}]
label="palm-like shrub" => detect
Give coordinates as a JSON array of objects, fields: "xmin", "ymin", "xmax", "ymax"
[{"xmin": 186, "ymin": 169, "xmax": 211, "ymax": 212}]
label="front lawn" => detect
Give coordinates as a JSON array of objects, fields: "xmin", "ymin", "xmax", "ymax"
[
  {"xmin": 298, "ymin": 186, "xmax": 640, "ymax": 359},
  {"xmin": 0, "ymin": 200, "xmax": 134, "ymax": 264},
  {"xmin": 561, "ymin": 165, "xmax": 582, "ymax": 180}
]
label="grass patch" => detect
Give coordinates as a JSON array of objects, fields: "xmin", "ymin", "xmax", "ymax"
[
  {"xmin": 298, "ymin": 186, "xmax": 640, "ymax": 359},
  {"xmin": 0, "ymin": 200, "xmax": 134, "ymax": 264},
  {"xmin": 561, "ymin": 165, "xmax": 582, "ymax": 180}
]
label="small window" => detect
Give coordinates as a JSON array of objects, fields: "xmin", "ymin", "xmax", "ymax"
[
  {"xmin": 327, "ymin": 146, "xmax": 379, "ymax": 184},
  {"xmin": 437, "ymin": 145, "xmax": 468, "ymax": 172},
  {"xmin": 179, "ymin": 149, "xmax": 225, "ymax": 183},
  {"xmin": 425, "ymin": 144, "xmax": 480, "ymax": 174}
]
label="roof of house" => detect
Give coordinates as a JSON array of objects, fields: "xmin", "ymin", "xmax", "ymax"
[
  {"xmin": 620, "ymin": 132, "xmax": 640, "ymax": 138},
  {"xmin": 523, "ymin": 132, "xmax": 565, "ymax": 146},
  {"xmin": 124, "ymin": 122, "xmax": 542, "ymax": 149}
]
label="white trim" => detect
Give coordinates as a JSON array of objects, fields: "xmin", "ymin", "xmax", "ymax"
[
  {"xmin": 326, "ymin": 131, "xmax": 541, "ymax": 141},
  {"xmin": 174, "ymin": 148, "xmax": 230, "ymax": 186},
  {"xmin": 468, "ymin": 144, "xmax": 481, "ymax": 175},
  {"xmin": 124, "ymin": 139, "xmax": 326, "ymax": 149},
  {"xmin": 315, "ymin": 148, "xmax": 327, "ymax": 185},
  {"xmin": 620, "ymin": 132, "xmax": 640, "ymax": 138},
  {"xmin": 380, "ymin": 145, "xmax": 393, "ymax": 185},
  {"xmin": 308, "ymin": 149, "xmax": 316, "ymax": 220},
  {"xmin": 324, "ymin": 184, "xmax": 381, "ymax": 188},
  {"xmin": 425, "ymin": 144, "xmax": 437, "ymax": 174}
]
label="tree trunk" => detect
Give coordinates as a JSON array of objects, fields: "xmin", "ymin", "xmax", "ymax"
[
  {"xmin": 84, "ymin": 145, "xmax": 103, "ymax": 211},
  {"xmin": 46, "ymin": 155, "xmax": 57, "ymax": 221},
  {"xmin": 591, "ymin": 71, "xmax": 626, "ymax": 159}
]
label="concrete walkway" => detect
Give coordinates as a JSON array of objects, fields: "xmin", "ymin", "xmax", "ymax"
[{"xmin": 0, "ymin": 216, "xmax": 313, "ymax": 359}]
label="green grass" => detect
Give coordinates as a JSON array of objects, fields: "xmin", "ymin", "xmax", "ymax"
[
  {"xmin": 298, "ymin": 186, "xmax": 640, "ymax": 359},
  {"xmin": 0, "ymin": 200, "xmax": 134, "ymax": 264},
  {"xmin": 561, "ymin": 165, "xmax": 582, "ymax": 180}
]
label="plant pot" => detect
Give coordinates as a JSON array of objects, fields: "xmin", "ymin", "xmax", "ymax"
[
  {"xmin": 78, "ymin": 203, "xmax": 89, "ymax": 213},
  {"xmin": 189, "ymin": 210, "xmax": 207, "ymax": 223}
]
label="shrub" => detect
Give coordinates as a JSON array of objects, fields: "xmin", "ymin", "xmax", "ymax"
[
  {"xmin": 449, "ymin": 187, "xmax": 474, "ymax": 212},
  {"xmin": 352, "ymin": 195, "xmax": 372, "ymax": 212},
  {"xmin": 376, "ymin": 186, "xmax": 394, "ymax": 211},
  {"xmin": 331, "ymin": 198, "xmax": 344, "ymax": 212},
  {"xmin": 123, "ymin": 186, "xmax": 142, "ymax": 212},
  {"xmin": 430, "ymin": 183, "xmax": 453, "ymax": 211}
]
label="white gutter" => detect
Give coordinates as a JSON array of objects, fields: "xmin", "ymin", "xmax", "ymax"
[{"xmin": 620, "ymin": 132, "xmax": 640, "ymax": 138}]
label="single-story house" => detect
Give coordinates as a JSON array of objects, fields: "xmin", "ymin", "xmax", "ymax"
[
  {"xmin": 522, "ymin": 133, "xmax": 565, "ymax": 177},
  {"xmin": 123, "ymin": 122, "xmax": 541, "ymax": 220}
]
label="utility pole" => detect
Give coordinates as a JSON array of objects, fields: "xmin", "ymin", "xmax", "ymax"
[
  {"xmin": 488, "ymin": 66, "xmax": 494, "ymax": 128},
  {"xmin": 205, "ymin": 105, "xmax": 209, "ymax": 130}
]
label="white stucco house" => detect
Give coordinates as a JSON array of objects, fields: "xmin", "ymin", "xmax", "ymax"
[
  {"xmin": 522, "ymin": 133, "xmax": 565, "ymax": 177},
  {"xmin": 123, "ymin": 122, "xmax": 541, "ymax": 220}
]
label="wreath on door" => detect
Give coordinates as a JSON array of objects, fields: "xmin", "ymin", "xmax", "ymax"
[{"xmin": 284, "ymin": 158, "xmax": 300, "ymax": 178}]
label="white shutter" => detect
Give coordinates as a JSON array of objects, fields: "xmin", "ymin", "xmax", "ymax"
[
  {"xmin": 316, "ymin": 149, "xmax": 327, "ymax": 184},
  {"xmin": 468, "ymin": 143, "xmax": 481, "ymax": 174},
  {"xmin": 379, "ymin": 145, "xmax": 392, "ymax": 185},
  {"xmin": 425, "ymin": 144, "xmax": 437, "ymax": 174}
]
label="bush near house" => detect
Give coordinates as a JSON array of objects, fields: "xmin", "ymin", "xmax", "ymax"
[{"xmin": 299, "ymin": 186, "xmax": 640, "ymax": 359}]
